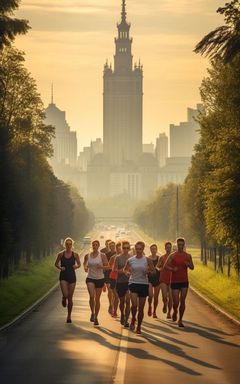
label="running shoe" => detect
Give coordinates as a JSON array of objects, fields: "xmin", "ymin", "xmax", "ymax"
[
  {"xmin": 94, "ymin": 318, "xmax": 99, "ymax": 326},
  {"xmin": 167, "ymin": 313, "xmax": 171, "ymax": 319},
  {"xmin": 66, "ymin": 319, "xmax": 72, "ymax": 323},
  {"xmin": 130, "ymin": 319, "xmax": 136, "ymax": 331},
  {"xmin": 136, "ymin": 326, "xmax": 142, "ymax": 335},
  {"xmin": 178, "ymin": 321, "xmax": 184, "ymax": 328},
  {"xmin": 112, "ymin": 312, "xmax": 117, "ymax": 318},
  {"xmin": 90, "ymin": 313, "xmax": 95, "ymax": 322},
  {"xmin": 62, "ymin": 297, "xmax": 67, "ymax": 308},
  {"xmin": 153, "ymin": 312, "xmax": 158, "ymax": 319},
  {"xmin": 124, "ymin": 322, "xmax": 130, "ymax": 328}
]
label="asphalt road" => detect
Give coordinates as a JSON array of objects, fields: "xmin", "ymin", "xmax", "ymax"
[{"xmin": 0, "ymin": 228, "xmax": 240, "ymax": 384}]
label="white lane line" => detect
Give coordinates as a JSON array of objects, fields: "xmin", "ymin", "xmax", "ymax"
[{"xmin": 113, "ymin": 328, "xmax": 129, "ymax": 384}]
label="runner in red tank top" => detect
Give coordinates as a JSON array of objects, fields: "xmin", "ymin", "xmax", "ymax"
[
  {"xmin": 157, "ymin": 241, "xmax": 173, "ymax": 319},
  {"xmin": 167, "ymin": 237, "xmax": 194, "ymax": 327}
]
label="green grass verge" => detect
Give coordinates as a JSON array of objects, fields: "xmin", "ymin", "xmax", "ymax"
[
  {"xmin": 189, "ymin": 262, "xmax": 240, "ymax": 321},
  {"xmin": 0, "ymin": 254, "xmax": 58, "ymax": 327},
  {"xmin": 136, "ymin": 227, "xmax": 240, "ymax": 322}
]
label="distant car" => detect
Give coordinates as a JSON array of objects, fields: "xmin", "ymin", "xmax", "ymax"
[{"xmin": 83, "ymin": 236, "xmax": 91, "ymax": 245}]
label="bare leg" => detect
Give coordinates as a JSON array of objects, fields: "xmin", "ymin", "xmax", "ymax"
[
  {"xmin": 60, "ymin": 280, "xmax": 69, "ymax": 308},
  {"xmin": 153, "ymin": 285, "xmax": 161, "ymax": 316},
  {"xmin": 178, "ymin": 288, "xmax": 188, "ymax": 326},
  {"xmin": 160, "ymin": 283, "xmax": 168, "ymax": 313},
  {"xmin": 107, "ymin": 284, "xmax": 112, "ymax": 313},
  {"xmin": 112, "ymin": 288, "xmax": 119, "ymax": 316},
  {"xmin": 130, "ymin": 292, "xmax": 138, "ymax": 330},
  {"xmin": 67, "ymin": 283, "xmax": 76, "ymax": 321},
  {"xmin": 86, "ymin": 283, "xmax": 95, "ymax": 315},
  {"xmin": 119, "ymin": 296, "xmax": 125, "ymax": 324},
  {"xmin": 167, "ymin": 285, "xmax": 173, "ymax": 318},
  {"xmin": 95, "ymin": 287, "xmax": 103, "ymax": 319},
  {"xmin": 148, "ymin": 284, "xmax": 153, "ymax": 315},
  {"xmin": 125, "ymin": 291, "xmax": 131, "ymax": 323},
  {"xmin": 171, "ymin": 289, "xmax": 180, "ymax": 322},
  {"xmin": 137, "ymin": 297, "xmax": 147, "ymax": 329}
]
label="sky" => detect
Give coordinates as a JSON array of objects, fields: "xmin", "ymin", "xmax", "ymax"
[{"xmin": 15, "ymin": 0, "xmax": 225, "ymax": 151}]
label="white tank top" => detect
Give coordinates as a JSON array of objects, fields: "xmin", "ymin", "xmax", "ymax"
[
  {"xmin": 87, "ymin": 252, "xmax": 104, "ymax": 280},
  {"xmin": 128, "ymin": 256, "xmax": 149, "ymax": 285}
]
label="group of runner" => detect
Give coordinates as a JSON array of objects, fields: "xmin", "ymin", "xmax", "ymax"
[{"xmin": 55, "ymin": 236, "xmax": 194, "ymax": 334}]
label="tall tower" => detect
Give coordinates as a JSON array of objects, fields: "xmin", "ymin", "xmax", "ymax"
[{"xmin": 103, "ymin": 1, "xmax": 143, "ymax": 166}]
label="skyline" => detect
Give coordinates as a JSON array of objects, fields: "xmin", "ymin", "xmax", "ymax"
[{"xmin": 15, "ymin": 0, "xmax": 225, "ymax": 151}]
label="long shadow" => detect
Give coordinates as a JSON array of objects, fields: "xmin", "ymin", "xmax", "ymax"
[
  {"xmin": 183, "ymin": 320, "xmax": 239, "ymax": 336},
  {"xmin": 143, "ymin": 330, "xmax": 221, "ymax": 371},
  {"xmin": 142, "ymin": 326, "xmax": 197, "ymax": 349},
  {"xmin": 70, "ymin": 324, "xmax": 201, "ymax": 376},
  {"xmin": 99, "ymin": 326, "xmax": 145, "ymax": 344},
  {"xmin": 160, "ymin": 320, "xmax": 240, "ymax": 348},
  {"xmin": 143, "ymin": 320, "xmax": 178, "ymax": 335}
]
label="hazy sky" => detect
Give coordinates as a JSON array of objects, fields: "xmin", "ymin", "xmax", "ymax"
[{"xmin": 15, "ymin": 1, "xmax": 225, "ymax": 151}]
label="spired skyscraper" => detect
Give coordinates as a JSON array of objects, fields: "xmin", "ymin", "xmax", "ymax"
[
  {"xmin": 87, "ymin": 1, "xmax": 158, "ymax": 200},
  {"xmin": 103, "ymin": 0, "xmax": 143, "ymax": 166}
]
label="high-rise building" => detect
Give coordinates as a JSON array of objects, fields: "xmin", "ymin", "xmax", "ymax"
[
  {"xmin": 103, "ymin": 0, "xmax": 143, "ymax": 166},
  {"xmin": 155, "ymin": 133, "xmax": 168, "ymax": 168},
  {"xmin": 170, "ymin": 104, "xmax": 202, "ymax": 158},
  {"xmin": 45, "ymin": 99, "xmax": 77, "ymax": 167}
]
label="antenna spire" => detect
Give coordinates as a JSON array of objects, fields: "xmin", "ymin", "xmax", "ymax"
[
  {"xmin": 121, "ymin": 0, "xmax": 127, "ymax": 22},
  {"xmin": 51, "ymin": 83, "xmax": 54, "ymax": 104}
]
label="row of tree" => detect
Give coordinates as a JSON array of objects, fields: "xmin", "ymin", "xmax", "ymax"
[
  {"xmin": 134, "ymin": 1, "xmax": 240, "ymax": 277},
  {"xmin": 0, "ymin": 1, "xmax": 94, "ymax": 279}
]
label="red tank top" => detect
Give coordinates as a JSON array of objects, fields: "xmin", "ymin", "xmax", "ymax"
[
  {"xmin": 160, "ymin": 254, "xmax": 172, "ymax": 284},
  {"xmin": 171, "ymin": 251, "xmax": 190, "ymax": 283}
]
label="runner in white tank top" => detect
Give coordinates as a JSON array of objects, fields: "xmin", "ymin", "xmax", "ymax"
[
  {"xmin": 124, "ymin": 241, "xmax": 155, "ymax": 334},
  {"xmin": 84, "ymin": 240, "xmax": 109, "ymax": 326}
]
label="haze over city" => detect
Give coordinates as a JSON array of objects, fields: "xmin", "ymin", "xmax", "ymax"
[{"xmin": 15, "ymin": 0, "xmax": 225, "ymax": 150}]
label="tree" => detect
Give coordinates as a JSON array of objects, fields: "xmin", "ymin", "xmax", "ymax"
[
  {"xmin": 194, "ymin": 0, "xmax": 240, "ymax": 63},
  {"xmin": 0, "ymin": 0, "xmax": 30, "ymax": 49}
]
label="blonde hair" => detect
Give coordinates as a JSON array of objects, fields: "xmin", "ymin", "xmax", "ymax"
[{"xmin": 64, "ymin": 237, "xmax": 74, "ymax": 248}]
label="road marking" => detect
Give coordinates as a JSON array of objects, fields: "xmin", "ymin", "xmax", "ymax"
[{"xmin": 113, "ymin": 328, "xmax": 129, "ymax": 384}]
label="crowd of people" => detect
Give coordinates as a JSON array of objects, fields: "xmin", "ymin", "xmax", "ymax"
[{"xmin": 55, "ymin": 236, "xmax": 194, "ymax": 334}]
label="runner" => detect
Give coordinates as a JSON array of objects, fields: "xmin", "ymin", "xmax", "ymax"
[
  {"xmin": 157, "ymin": 241, "xmax": 173, "ymax": 319},
  {"xmin": 84, "ymin": 240, "xmax": 109, "ymax": 326},
  {"xmin": 124, "ymin": 241, "xmax": 155, "ymax": 334},
  {"xmin": 167, "ymin": 237, "xmax": 194, "ymax": 327},
  {"xmin": 147, "ymin": 244, "xmax": 161, "ymax": 318},
  {"xmin": 105, "ymin": 241, "xmax": 117, "ymax": 314},
  {"xmin": 101, "ymin": 239, "xmax": 112, "ymax": 254},
  {"xmin": 114, "ymin": 241, "xmax": 132, "ymax": 327},
  {"xmin": 55, "ymin": 237, "xmax": 81, "ymax": 323},
  {"xmin": 109, "ymin": 241, "xmax": 122, "ymax": 318}
]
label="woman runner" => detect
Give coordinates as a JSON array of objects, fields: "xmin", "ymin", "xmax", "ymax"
[
  {"xmin": 167, "ymin": 237, "xmax": 194, "ymax": 327},
  {"xmin": 157, "ymin": 241, "xmax": 173, "ymax": 319},
  {"xmin": 114, "ymin": 241, "xmax": 132, "ymax": 327},
  {"xmin": 84, "ymin": 240, "xmax": 109, "ymax": 326},
  {"xmin": 124, "ymin": 241, "xmax": 155, "ymax": 335},
  {"xmin": 147, "ymin": 244, "xmax": 161, "ymax": 318},
  {"xmin": 109, "ymin": 241, "xmax": 122, "ymax": 318},
  {"xmin": 55, "ymin": 237, "xmax": 81, "ymax": 323}
]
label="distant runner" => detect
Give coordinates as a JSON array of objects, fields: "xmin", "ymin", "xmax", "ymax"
[
  {"xmin": 148, "ymin": 244, "xmax": 161, "ymax": 318},
  {"xmin": 108, "ymin": 241, "xmax": 122, "ymax": 317},
  {"xmin": 124, "ymin": 241, "xmax": 155, "ymax": 334},
  {"xmin": 167, "ymin": 237, "xmax": 194, "ymax": 327},
  {"xmin": 84, "ymin": 240, "xmax": 109, "ymax": 326},
  {"xmin": 55, "ymin": 237, "xmax": 81, "ymax": 323},
  {"xmin": 114, "ymin": 241, "xmax": 132, "ymax": 327},
  {"xmin": 157, "ymin": 241, "xmax": 173, "ymax": 319}
]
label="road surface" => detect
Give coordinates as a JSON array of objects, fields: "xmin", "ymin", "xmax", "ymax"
[{"xmin": 0, "ymin": 228, "xmax": 239, "ymax": 384}]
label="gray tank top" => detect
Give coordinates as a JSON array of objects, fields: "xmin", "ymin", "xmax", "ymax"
[
  {"xmin": 116, "ymin": 254, "xmax": 131, "ymax": 283},
  {"xmin": 128, "ymin": 256, "xmax": 149, "ymax": 285},
  {"xmin": 87, "ymin": 252, "xmax": 104, "ymax": 280}
]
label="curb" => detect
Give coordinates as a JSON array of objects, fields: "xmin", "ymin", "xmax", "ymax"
[
  {"xmin": 190, "ymin": 286, "xmax": 240, "ymax": 327},
  {"xmin": 0, "ymin": 282, "xmax": 59, "ymax": 333}
]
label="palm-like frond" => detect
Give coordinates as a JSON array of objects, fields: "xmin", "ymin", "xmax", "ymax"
[{"xmin": 0, "ymin": 16, "xmax": 30, "ymax": 49}]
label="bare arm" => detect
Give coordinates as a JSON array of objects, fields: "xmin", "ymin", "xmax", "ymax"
[
  {"xmin": 83, "ymin": 254, "xmax": 89, "ymax": 272},
  {"xmin": 187, "ymin": 254, "xmax": 194, "ymax": 270},
  {"xmin": 147, "ymin": 258, "xmax": 156, "ymax": 275},
  {"xmin": 109, "ymin": 255, "xmax": 116, "ymax": 269},
  {"xmin": 156, "ymin": 256, "xmax": 164, "ymax": 271},
  {"xmin": 99, "ymin": 253, "xmax": 110, "ymax": 270},
  {"xmin": 123, "ymin": 260, "xmax": 131, "ymax": 276},
  {"xmin": 55, "ymin": 253, "xmax": 63, "ymax": 271},
  {"xmin": 166, "ymin": 254, "xmax": 177, "ymax": 272}
]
